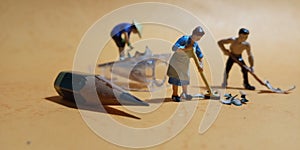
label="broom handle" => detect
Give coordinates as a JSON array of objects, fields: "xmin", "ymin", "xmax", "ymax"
[
  {"xmin": 228, "ymin": 53, "xmax": 265, "ymax": 86},
  {"xmin": 192, "ymin": 51, "xmax": 213, "ymax": 94}
]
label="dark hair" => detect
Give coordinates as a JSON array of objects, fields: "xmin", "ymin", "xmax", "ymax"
[{"xmin": 239, "ymin": 28, "xmax": 249, "ymax": 35}]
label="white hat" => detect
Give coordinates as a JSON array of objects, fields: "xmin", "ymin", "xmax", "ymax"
[{"xmin": 133, "ymin": 20, "xmax": 142, "ymax": 38}]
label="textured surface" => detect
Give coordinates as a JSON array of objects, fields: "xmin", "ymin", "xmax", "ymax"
[{"xmin": 0, "ymin": 0, "xmax": 299, "ymax": 149}]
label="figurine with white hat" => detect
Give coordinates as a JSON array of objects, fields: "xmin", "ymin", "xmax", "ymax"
[{"xmin": 110, "ymin": 20, "xmax": 142, "ymax": 60}]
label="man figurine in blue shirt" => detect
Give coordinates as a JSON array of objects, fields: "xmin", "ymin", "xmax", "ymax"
[
  {"xmin": 110, "ymin": 20, "xmax": 142, "ymax": 60},
  {"xmin": 167, "ymin": 26, "xmax": 205, "ymax": 102},
  {"xmin": 218, "ymin": 28, "xmax": 255, "ymax": 90}
]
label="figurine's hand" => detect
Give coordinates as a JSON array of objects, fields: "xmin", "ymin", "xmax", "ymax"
[
  {"xmin": 197, "ymin": 60, "xmax": 203, "ymax": 72},
  {"xmin": 249, "ymin": 67, "xmax": 254, "ymax": 73},
  {"xmin": 128, "ymin": 45, "xmax": 134, "ymax": 50},
  {"xmin": 198, "ymin": 61, "xmax": 204, "ymax": 72}
]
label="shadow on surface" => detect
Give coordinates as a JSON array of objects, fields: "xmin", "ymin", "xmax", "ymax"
[
  {"xmin": 257, "ymin": 90, "xmax": 292, "ymax": 94},
  {"xmin": 146, "ymin": 98, "xmax": 173, "ymax": 103},
  {"xmin": 145, "ymin": 97, "xmax": 218, "ymax": 103},
  {"xmin": 45, "ymin": 96, "xmax": 140, "ymax": 119},
  {"xmin": 191, "ymin": 85, "xmax": 259, "ymax": 91}
]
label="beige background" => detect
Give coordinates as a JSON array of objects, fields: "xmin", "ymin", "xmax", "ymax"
[{"xmin": 1, "ymin": 0, "xmax": 299, "ymax": 149}]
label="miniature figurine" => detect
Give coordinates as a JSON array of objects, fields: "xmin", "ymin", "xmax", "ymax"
[
  {"xmin": 167, "ymin": 26, "xmax": 205, "ymax": 102},
  {"xmin": 218, "ymin": 28, "xmax": 255, "ymax": 90},
  {"xmin": 110, "ymin": 20, "xmax": 142, "ymax": 60}
]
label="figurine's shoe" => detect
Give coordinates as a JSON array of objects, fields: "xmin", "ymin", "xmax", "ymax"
[
  {"xmin": 241, "ymin": 98, "xmax": 249, "ymax": 103},
  {"xmin": 180, "ymin": 93, "xmax": 193, "ymax": 100},
  {"xmin": 221, "ymin": 99, "xmax": 232, "ymax": 105},
  {"xmin": 224, "ymin": 93, "xmax": 232, "ymax": 99},
  {"xmin": 119, "ymin": 56, "xmax": 125, "ymax": 61},
  {"xmin": 172, "ymin": 95, "xmax": 181, "ymax": 102},
  {"xmin": 244, "ymin": 84, "xmax": 255, "ymax": 90},
  {"xmin": 240, "ymin": 91, "xmax": 249, "ymax": 103},
  {"xmin": 231, "ymin": 98, "xmax": 242, "ymax": 106}
]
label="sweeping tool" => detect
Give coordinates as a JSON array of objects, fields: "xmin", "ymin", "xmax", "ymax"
[
  {"xmin": 192, "ymin": 51, "xmax": 220, "ymax": 99},
  {"xmin": 229, "ymin": 53, "xmax": 295, "ymax": 94}
]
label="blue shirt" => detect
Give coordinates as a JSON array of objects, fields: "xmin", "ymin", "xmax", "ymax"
[
  {"xmin": 172, "ymin": 35, "xmax": 203, "ymax": 58},
  {"xmin": 110, "ymin": 23, "xmax": 132, "ymax": 38}
]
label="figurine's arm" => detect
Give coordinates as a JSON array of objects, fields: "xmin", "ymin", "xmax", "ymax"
[
  {"xmin": 122, "ymin": 32, "xmax": 133, "ymax": 49},
  {"xmin": 172, "ymin": 36, "xmax": 193, "ymax": 52},
  {"xmin": 218, "ymin": 38, "xmax": 233, "ymax": 55},
  {"xmin": 245, "ymin": 43, "xmax": 254, "ymax": 72}
]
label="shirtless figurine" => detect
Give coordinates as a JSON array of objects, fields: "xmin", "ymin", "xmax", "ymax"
[{"xmin": 218, "ymin": 28, "xmax": 255, "ymax": 90}]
